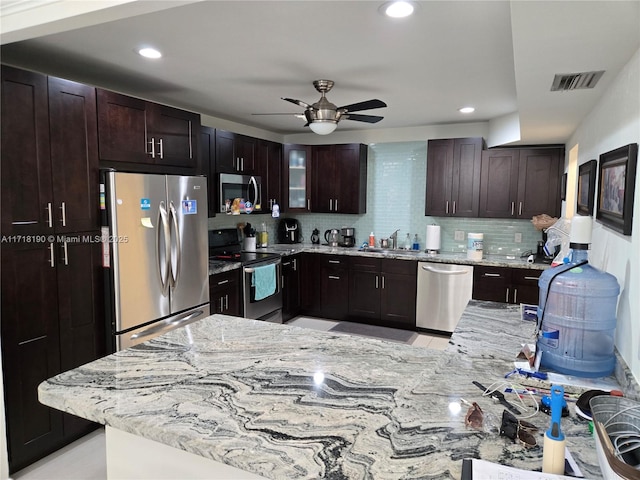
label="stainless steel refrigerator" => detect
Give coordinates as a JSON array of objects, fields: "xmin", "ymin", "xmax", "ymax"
[{"xmin": 103, "ymin": 171, "xmax": 210, "ymax": 351}]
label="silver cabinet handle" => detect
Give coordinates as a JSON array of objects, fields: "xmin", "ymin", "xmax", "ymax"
[
  {"xmin": 328, "ymin": 260, "xmax": 340, "ymax": 264},
  {"xmin": 445, "ymin": 201, "xmax": 449, "ymax": 214},
  {"xmin": 241, "ymin": 157, "xmax": 244, "ymax": 172},
  {"xmin": 328, "ymin": 275, "xmax": 340, "ymax": 280},
  {"xmin": 334, "ymin": 198, "xmax": 338, "ymax": 211},
  {"xmin": 483, "ymin": 273, "xmax": 501, "ymax": 277},
  {"xmin": 524, "ymin": 276, "xmax": 539, "ymax": 281},
  {"xmin": 48, "ymin": 242, "xmax": 55, "ymax": 267},
  {"xmin": 518, "ymin": 202, "xmax": 523, "ymax": 216},
  {"xmin": 329, "ymin": 199, "xmax": 333, "ymax": 210},
  {"xmin": 148, "ymin": 137, "xmax": 156, "ymax": 158},
  {"xmin": 45, "ymin": 202, "xmax": 53, "ymax": 228},
  {"xmin": 293, "ymin": 258, "xmax": 297, "ymax": 271},
  {"xmin": 506, "ymin": 288, "xmax": 510, "ymax": 303},
  {"xmin": 59, "ymin": 202, "xmax": 66, "ymax": 227},
  {"xmin": 157, "ymin": 138, "xmax": 164, "ymax": 159},
  {"xmin": 219, "ymin": 296, "xmax": 224, "ymax": 313},
  {"xmin": 382, "ymin": 275, "xmax": 385, "ymax": 289},
  {"xmin": 307, "ymin": 199, "xmax": 310, "ymax": 210},
  {"xmin": 217, "ymin": 279, "xmax": 229, "ymax": 285},
  {"xmin": 513, "ymin": 288, "xmax": 518, "ymax": 304},
  {"xmin": 224, "ymin": 294, "xmax": 229, "ymax": 311},
  {"xmin": 61, "ymin": 240, "xmax": 68, "ymax": 266},
  {"xmin": 188, "ymin": 121, "xmax": 193, "ymax": 158},
  {"xmin": 283, "ymin": 261, "xmax": 291, "ymax": 267},
  {"xmin": 452, "ymin": 201, "xmax": 456, "ymax": 215},
  {"xmin": 511, "ymin": 202, "xmax": 515, "ymax": 216},
  {"xmin": 375, "ymin": 275, "xmax": 379, "ymax": 289}
]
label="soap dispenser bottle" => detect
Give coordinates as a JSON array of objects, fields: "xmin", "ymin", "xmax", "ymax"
[{"xmin": 412, "ymin": 234, "xmax": 420, "ymax": 251}]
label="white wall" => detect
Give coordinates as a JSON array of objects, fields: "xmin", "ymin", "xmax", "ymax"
[{"xmin": 566, "ymin": 47, "xmax": 640, "ymax": 384}]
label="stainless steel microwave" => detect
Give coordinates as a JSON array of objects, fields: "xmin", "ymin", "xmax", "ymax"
[{"xmin": 219, "ymin": 173, "xmax": 262, "ymax": 214}]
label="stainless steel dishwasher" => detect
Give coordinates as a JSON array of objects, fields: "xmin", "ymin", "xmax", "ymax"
[{"xmin": 416, "ymin": 262, "xmax": 473, "ymax": 333}]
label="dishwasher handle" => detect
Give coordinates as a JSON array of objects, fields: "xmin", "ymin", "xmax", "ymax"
[{"xmin": 421, "ymin": 265, "xmax": 470, "ymax": 275}]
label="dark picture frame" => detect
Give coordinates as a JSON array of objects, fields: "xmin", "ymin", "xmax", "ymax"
[
  {"xmin": 596, "ymin": 143, "xmax": 638, "ymax": 235},
  {"xmin": 577, "ymin": 160, "xmax": 597, "ymax": 216},
  {"xmin": 561, "ymin": 173, "xmax": 567, "ymax": 201}
]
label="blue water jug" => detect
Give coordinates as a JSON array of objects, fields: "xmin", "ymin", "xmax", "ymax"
[{"xmin": 537, "ymin": 249, "xmax": 620, "ymax": 377}]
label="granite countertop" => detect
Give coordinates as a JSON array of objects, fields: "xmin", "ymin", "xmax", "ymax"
[
  {"xmin": 37, "ymin": 300, "xmax": 635, "ymax": 479},
  {"xmin": 209, "ymin": 243, "xmax": 548, "ymax": 275}
]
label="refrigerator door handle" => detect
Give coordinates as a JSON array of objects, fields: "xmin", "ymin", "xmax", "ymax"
[
  {"xmin": 168, "ymin": 201, "xmax": 181, "ymax": 287},
  {"xmin": 157, "ymin": 201, "xmax": 171, "ymax": 296}
]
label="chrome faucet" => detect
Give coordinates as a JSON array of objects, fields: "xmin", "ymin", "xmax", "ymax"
[{"xmin": 389, "ymin": 229, "xmax": 400, "ymax": 250}]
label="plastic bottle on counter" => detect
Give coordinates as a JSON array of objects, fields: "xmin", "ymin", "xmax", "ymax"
[
  {"xmin": 404, "ymin": 233, "xmax": 411, "ymax": 250},
  {"xmin": 369, "ymin": 232, "xmax": 375, "ymax": 247},
  {"xmin": 412, "ymin": 234, "xmax": 420, "ymax": 251}
]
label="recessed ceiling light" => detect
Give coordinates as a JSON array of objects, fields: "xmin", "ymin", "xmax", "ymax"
[
  {"xmin": 138, "ymin": 47, "xmax": 162, "ymax": 59},
  {"xmin": 459, "ymin": 107, "xmax": 475, "ymax": 114},
  {"xmin": 381, "ymin": 1, "xmax": 415, "ymax": 18}
]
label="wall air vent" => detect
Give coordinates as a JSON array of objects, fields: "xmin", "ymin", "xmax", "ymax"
[{"xmin": 551, "ymin": 71, "xmax": 605, "ymax": 91}]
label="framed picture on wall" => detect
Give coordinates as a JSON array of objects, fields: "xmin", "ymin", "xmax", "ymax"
[
  {"xmin": 596, "ymin": 143, "xmax": 638, "ymax": 235},
  {"xmin": 577, "ymin": 159, "xmax": 597, "ymax": 216}
]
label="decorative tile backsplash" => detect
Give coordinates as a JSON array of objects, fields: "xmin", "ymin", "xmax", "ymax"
[{"xmin": 209, "ymin": 141, "xmax": 545, "ymax": 256}]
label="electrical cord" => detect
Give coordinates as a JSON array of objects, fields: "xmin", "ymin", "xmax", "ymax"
[
  {"xmin": 480, "ymin": 380, "xmax": 540, "ymax": 419},
  {"xmin": 534, "ymin": 259, "xmax": 589, "ymax": 339}
]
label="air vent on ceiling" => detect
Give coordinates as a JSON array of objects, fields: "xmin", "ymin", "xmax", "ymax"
[{"xmin": 551, "ymin": 71, "xmax": 605, "ymax": 91}]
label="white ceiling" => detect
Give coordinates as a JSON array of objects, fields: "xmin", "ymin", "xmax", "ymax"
[{"xmin": 1, "ymin": 0, "xmax": 639, "ymax": 145}]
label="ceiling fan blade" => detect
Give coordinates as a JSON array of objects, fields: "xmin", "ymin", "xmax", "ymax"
[
  {"xmin": 338, "ymin": 99, "xmax": 386, "ymax": 112},
  {"xmin": 282, "ymin": 97, "xmax": 313, "ymax": 109},
  {"xmin": 251, "ymin": 113, "xmax": 304, "ymax": 116},
  {"xmin": 344, "ymin": 114, "xmax": 384, "ymax": 124}
]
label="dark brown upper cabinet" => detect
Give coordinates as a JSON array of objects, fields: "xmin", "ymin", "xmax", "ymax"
[
  {"xmin": 215, "ymin": 129, "xmax": 256, "ymax": 174},
  {"xmin": 311, "ymin": 143, "xmax": 367, "ymax": 214},
  {"xmin": 479, "ymin": 147, "xmax": 563, "ymax": 219},
  {"xmin": 97, "ymin": 89, "xmax": 200, "ymax": 169},
  {"xmin": 425, "ymin": 137, "xmax": 484, "ymax": 217}
]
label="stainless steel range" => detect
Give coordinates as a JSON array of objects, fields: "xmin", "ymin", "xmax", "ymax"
[{"xmin": 209, "ymin": 228, "xmax": 283, "ymax": 323}]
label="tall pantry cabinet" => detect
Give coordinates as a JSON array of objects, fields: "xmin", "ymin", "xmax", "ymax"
[{"xmin": 1, "ymin": 65, "xmax": 104, "ymax": 473}]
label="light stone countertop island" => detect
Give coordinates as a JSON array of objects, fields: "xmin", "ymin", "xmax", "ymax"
[{"xmin": 38, "ymin": 301, "xmax": 639, "ymax": 479}]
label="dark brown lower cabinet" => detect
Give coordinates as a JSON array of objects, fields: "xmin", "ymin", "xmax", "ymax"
[
  {"xmin": 349, "ymin": 257, "xmax": 417, "ymax": 329},
  {"xmin": 1, "ymin": 237, "xmax": 104, "ymax": 473},
  {"xmin": 282, "ymin": 255, "xmax": 301, "ymax": 322},
  {"xmin": 209, "ymin": 269, "xmax": 242, "ymax": 316},
  {"xmin": 319, "ymin": 255, "xmax": 349, "ymax": 320},
  {"xmin": 299, "ymin": 253, "xmax": 321, "ymax": 316},
  {"xmin": 472, "ymin": 266, "xmax": 541, "ymax": 305}
]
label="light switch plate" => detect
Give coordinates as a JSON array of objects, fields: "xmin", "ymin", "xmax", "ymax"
[
  {"xmin": 515, "ymin": 232, "xmax": 522, "ymax": 243},
  {"xmin": 454, "ymin": 230, "xmax": 464, "ymax": 241}
]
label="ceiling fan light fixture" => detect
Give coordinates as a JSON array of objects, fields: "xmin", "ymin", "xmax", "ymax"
[
  {"xmin": 381, "ymin": 1, "xmax": 415, "ymax": 18},
  {"xmin": 309, "ymin": 121, "xmax": 337, "ymax": 135}
]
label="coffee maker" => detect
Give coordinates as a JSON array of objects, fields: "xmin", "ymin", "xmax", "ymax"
[{"xmin": 340, "ymin": 227, "xmax": 356, "ymax": 247}]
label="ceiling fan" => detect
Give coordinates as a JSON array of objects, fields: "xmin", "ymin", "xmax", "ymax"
[{"xmin": 254, "ymin": 80, "xmax": 387, "ymax": 135}]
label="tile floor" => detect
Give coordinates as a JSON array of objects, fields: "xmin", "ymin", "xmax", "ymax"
[{"xmin": 9, "ymin": 316, "xmax": 450, "ymax": 479}]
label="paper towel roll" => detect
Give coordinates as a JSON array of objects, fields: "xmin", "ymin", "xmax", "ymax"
[
  {"xmin": 425, "ymin": 224, "xmax": 441, "ymax": 252},
  {"xmin": 467, "ymin": 233, "xmax": 484, "ymax": 261}
]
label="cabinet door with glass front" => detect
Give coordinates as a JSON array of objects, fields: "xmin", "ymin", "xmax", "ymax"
[{"xmin": 283, "ymin": 144, "xmax": 312, "ymax": 211}]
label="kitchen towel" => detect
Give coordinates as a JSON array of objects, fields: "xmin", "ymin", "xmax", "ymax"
[
  {"xmin": 252, "ymin": 263, "xmax": 276, "ymax": 301},
  {"xmin": 425, "ymin": 224, "xmax": 441, "ymax": 251}
]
